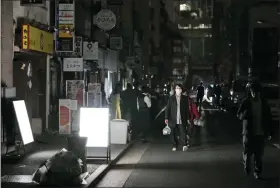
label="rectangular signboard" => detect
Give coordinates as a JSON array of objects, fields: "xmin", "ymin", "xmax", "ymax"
[
  {"xmin": 56, "ymin": 0, "xmax": 75, "ymax": 52},
  {"xmin": 63, "ymin": 58, "xmax": 83, "ymax": 72}
]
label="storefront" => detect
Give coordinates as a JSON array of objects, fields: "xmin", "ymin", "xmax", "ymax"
[{"xmin": 14, "ymin": 24, "xmax": 54, "ymax": 134}]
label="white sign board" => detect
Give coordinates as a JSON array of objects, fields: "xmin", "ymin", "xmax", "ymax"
[
  {"xmin": 95, "ymin": 9, "xmax": 116, "ymax": 31},
  {"xmin": 83, "ymin": 41, "xmax": 98, "ymax": 60},
  {"xmin": 63, "ymin": 58, "xmax": 83, "ymax": 72},
  {"xmin": 80, "ymin": 108, "xmax": 109, "ymax": 147},
  {"xmin": 13, "ymin": 100, "xmax": 34, "ymax": 145}
]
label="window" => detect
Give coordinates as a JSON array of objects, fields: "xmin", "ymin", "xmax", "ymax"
[
  {"xmin": 173, "ymin": 40, "xmax": 181, "ymax": 44},
  {"xmin": 173, "ymin": 47, "xmax": 182, "ymax": 52},
  {"xmin": 178, "ymin": 24, "xmax": 212, "ymax": 30},
  {"xmin": 173, "ymin": 58, "xmax": 182, "ymax": 64},
  {"xmin": 172, "ymin": 68, "xmax": 181, "ymax": 75},
  {"xmin": 180, "ymin": 3, "xmax": 191, "ymax": 11}
]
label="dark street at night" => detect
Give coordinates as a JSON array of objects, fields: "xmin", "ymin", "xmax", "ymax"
[
  {"xmin": 1, "ymin": 0, "xmax": 280, "ymax": 188},
  {"xmin": 95, "ymin": 106, "xmax": 279, "ymax": 188}
]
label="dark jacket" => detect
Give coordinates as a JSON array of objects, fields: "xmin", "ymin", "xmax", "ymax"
[
  {"xmin": 237, "ymin": 97, "xmax": 272, "ymax": 136},
  {"xmin": 120, "ymin": 88, "xmax": 138, "ymax": 110},
  {"xmin": 165, "ymin": 95, "xmax": 189, "ymax": 128}
]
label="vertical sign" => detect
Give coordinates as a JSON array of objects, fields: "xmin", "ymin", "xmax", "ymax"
[
  {"xmin": 22, "ymin": 25, "xmax": 29, "ymax": 49},
  {"xmin": 56, "ymin": 0, "xmax": 75, "ymax": 52},
  {"xmin": 75, "ymin": 36, "xmax": 83, "ymax": 56}
]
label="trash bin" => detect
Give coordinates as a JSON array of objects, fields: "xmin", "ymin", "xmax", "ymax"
[
  {"xmin": 67, "ymin": 136, "xmax": 88, "ymax": 172},
  {"xmin": 110, "ymin": 119, "xmax": 129, "ymax": 144}
]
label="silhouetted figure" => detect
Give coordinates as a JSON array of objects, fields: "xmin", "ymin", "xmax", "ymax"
[
  {"xmin": 237, "ymin": 82, "xmax": 272, "ymax": 179},
  {"xmin": 196, "ymin": 81, "xmax": 204, "ymax": 110},
  {"xmin": 137, "ymin": 86, "xmax": 152, "ymax": 142}
]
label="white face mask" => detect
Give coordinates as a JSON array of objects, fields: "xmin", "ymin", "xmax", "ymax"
[{"xmin": 175, "ymin": 88, "xmax": 182, "ymax": 95}]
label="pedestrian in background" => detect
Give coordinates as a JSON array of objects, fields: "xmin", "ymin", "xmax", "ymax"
[
  {"xmin": 196, "ymin": 81, "xmax": 204, "ymax": 111},
  {"xmin": 109, "ymin": 83, "xmax": 122, "ymax": 119},
  {"xmin": 165, "ymin": 84, "xmax": 189, "ymax": 151},
  {"xmin": 221, "ymin": 83, "xmax": 229, "ymax": 111},
  {"xmin": 137, "ymin": 86, "xmax": 152, "ymax": 142},
  {"xmin": 237, "ymin": 82, "xmax": 272, "ymax": 179}
]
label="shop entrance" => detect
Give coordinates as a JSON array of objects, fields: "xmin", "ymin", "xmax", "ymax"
[{"xmin": 13, "ymin": 53, "xmax": 47, "ymax": 134}]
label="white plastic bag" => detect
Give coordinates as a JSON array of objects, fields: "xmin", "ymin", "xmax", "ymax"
[
  {"xmin": 162, "ymin": 125, "xmax": 171, "ymax": 135},
  {"xmin": 194, "ymin": 118, "xmax": 205, "ymax": 127}
]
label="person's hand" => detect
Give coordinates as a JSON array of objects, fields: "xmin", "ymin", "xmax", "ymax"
[
  {"xmin": 268, "ymin": 136, "xmax": 272, "ymax": 140},
  {"xmin": 164, "ymin": 119, "xmax": 168, "ymax": 125}
]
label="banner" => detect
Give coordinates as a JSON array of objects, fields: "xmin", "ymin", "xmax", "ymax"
[
  {"xmin": 56, "ymin": 0, "xmax": 75, "ymax": 52},
  {"xmin": 87, "ymin": 83, "xmax": 102, "ymax": 107},
  {"xmin": 59, "ymin": 99, "xmax": 71, "ymax": 134},
  {"xmin": 66, "ymin": 80, "xmax": 85, "ymax": 133}
]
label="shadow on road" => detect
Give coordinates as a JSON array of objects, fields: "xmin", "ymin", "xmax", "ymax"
[{"xmin": 203, "ymin": 103, "xmax": 242, "ymax": 146}]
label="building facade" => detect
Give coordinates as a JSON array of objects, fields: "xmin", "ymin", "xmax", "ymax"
[
  {"xmin": 12, "ymin": 1, "xmax": 53, "ymax": 134},
  {"xmin": 1, "ymin": 1, "xmax": 14, "ymax": 87}
]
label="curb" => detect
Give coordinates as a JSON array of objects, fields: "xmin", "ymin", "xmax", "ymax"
[
  {"xmin": 1, "ymin": 140, "xmax": 137, "ymax": 188},
  {"xmin": 85, "ymin": 139, "xmax": 138, "ymax": 187}
]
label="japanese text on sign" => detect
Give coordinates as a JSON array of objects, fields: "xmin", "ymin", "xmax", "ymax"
[
  {"xmin": 22, "ymin": 25, "xmax": 29, "ymax": 49},
  {"xmin": 63, "ymin": 58, "xmax": 83, "ymax": 72}
]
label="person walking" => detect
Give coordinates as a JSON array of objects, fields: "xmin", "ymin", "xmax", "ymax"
[
  {"xmin": 214, "ymin": 83, "xmax": 222, "ymax": 109},
  {"xmin": 184, "ymin": 90, "xmax": 200, "ymax": 146},
  {"xmin": 196, "ymin": 81, "xmax": 204, "ymax": 111},
  {"xmin": 165, "ymin": 84, "xmax": 190, "ymax": 151},
  {"xmin": 221, "ymin": 83, "xmax": 229, "ymax": 111},
  {"xmin": 109, "ymin": 84, "xmax": 122, "ymax": 120},
  {"xmin": 137, "ymin": 86, "xmax": 152, "ymax": 142},
  {"xmin": 121, "ymin": 83, "xmax": 138, "ymax": 122},
  {"xmin": 237, "ymin": 82, "xmax": 272, "ymax": 179}
]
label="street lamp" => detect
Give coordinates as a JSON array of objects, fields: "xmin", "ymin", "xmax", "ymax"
[{"xmin": 256, "ymin": 20, "xmax": 280, "ymax": 148}]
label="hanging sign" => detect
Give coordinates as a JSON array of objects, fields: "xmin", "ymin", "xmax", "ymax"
[
  {"xmin": 63, "ymin": 58, "xmax": 83, "ymax": 72},
  {"xmin": 56, "ymin": 0, "xmax": 75, "ymax": 52},
  {"xmin": 83, "ymin": 41, "xmax": 98, "ymax": 60},
  {"xmin": 110, "ymin": 37, "xmax": 123, "ymax": 50},
  {"xmin": 95, "ymin": 9, "xmax": 116, "ymax": 31},
  {"xmin": 74, "ymin": 36, "xmax": 83, "ymax": 56}
]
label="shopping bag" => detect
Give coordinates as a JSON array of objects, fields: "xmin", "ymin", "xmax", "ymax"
[
  {"xmin": 162, "ymin": 125, "xmax": 171, "ymax": 135},
  {"xmin": 194, "ymin": 118, "xmax": 205, "ymax": 127}
]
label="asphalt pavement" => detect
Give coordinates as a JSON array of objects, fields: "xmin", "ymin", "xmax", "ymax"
[{"xmin": 95, "ymin": 105, "xmax": 279, "ymax": 188}]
